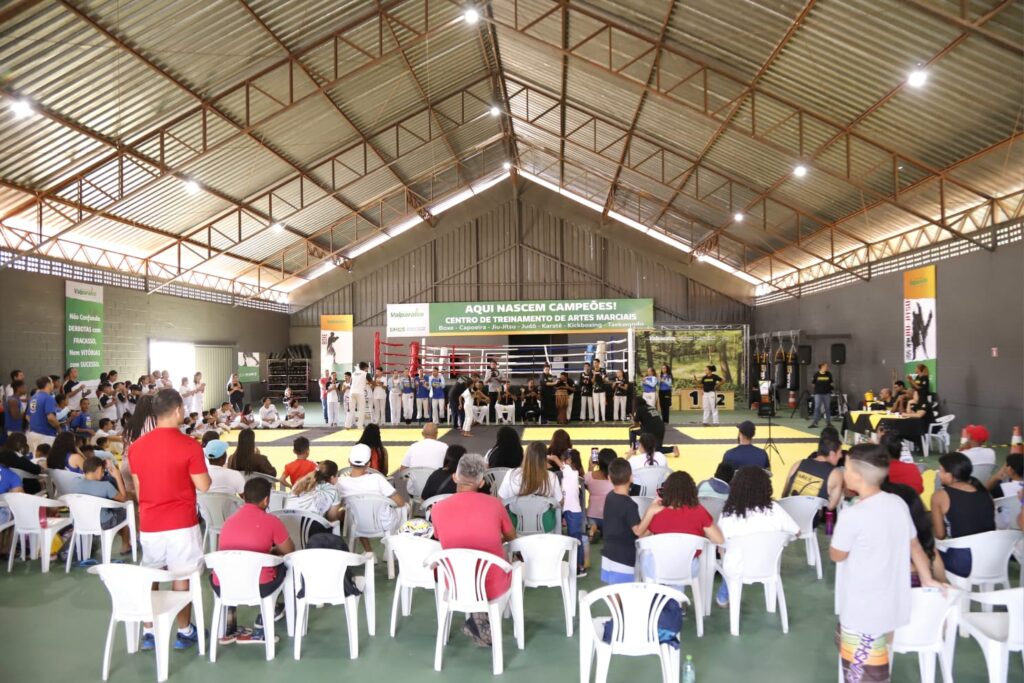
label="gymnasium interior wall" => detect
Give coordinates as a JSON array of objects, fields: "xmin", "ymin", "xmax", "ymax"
[
  {"xmin": 0, "ymin": 267, "xmax": 291, "ymax": 391},
  {"xmin": 752, "ymin": 239, "xmax": 1024, "ymax": 440},
  {"xmin": 290, "ymin": 178, "xmax": 753, "ymax": 378}
]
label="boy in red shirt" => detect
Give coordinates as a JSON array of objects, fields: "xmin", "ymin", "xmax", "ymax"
[
  {"xmin": 212, "ymin": 477, "xmax": 295, "ymax": 644},
  {"xmin": 128, "ymin": 389, "xmax": 211, "ymax": 650},
  {"xmin": 281, "ymin": 436, "xmax": 316, "ymax": 486},
  {"xmin": 880, "ymin": 431, "xmax": 924, "ymax": 494}
]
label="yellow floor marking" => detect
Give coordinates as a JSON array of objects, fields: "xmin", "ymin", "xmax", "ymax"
[
  {"xmin": 676, "ymin": 425, "xmax": 814, "ymax": 440},
  {"xmin": 520, "ymin": 426, "xmax": 632, "ymax": 441}
]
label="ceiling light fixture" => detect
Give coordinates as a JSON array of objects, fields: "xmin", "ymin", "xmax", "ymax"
[
  {"xmin": 733, "ymin": 212, "xmax": 744, "ymax": 222},
  {"xmin": 183, "ymin": 179, "xmax": 200, "ymax": 194},
  {"xmin": 793, "ymin": 164, "xmax": 808, "ymax": 178},
  {"xmin": 271, "ymin": 222, "xmax": 284, "ymax": 233},
  {"xmin": 463, "ymin": 8, "xmax": 480, "ymax": 24},
  {"xmin": 503, "ymin": 161, "xmax": 512, "ymax": 170},
  {"xmin": 489, "ymin": 105, "xmax": 501, "ymax": 117},
  {"xmin": 907, "ymin": 68, "xmax": 928, "ymax": 88},
  {"xmin": 10, "ymin": 99, "xmax": 33, "ymax": 119}
]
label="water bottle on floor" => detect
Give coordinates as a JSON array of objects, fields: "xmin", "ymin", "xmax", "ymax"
[{"xmin": 682, "ymin": 654, "xmax": 696, "ymax": 683}]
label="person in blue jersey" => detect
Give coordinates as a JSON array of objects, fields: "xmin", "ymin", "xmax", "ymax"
[
  {"xmin": 70, "ymin": 397, "xmax": 96, "ymax": 440},
  {"xmin": 400, "ymin": 369, "xmax": 416, "ymax": 425},
  {"xmin": 414, "ymin": 371, "xmax": 431, "ymax": 423},
  {"xmin": 641, "ymin": 366, "xmax": 658, "ymax": 409},
  {"xmin": 428, "ymin": 368, "xmax": 446, "ymax": 423},
  {"xmin": 26, "ymin": 376, "xmax": 61, "ymax": 453}
]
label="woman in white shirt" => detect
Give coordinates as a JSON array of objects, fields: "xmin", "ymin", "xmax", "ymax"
[
  {"xmin": 191, "ymin": 372, "xmax": 206, "ymax": 414},
  {"xmin": 714, "ymin": 466, "xmax": 800, "ymax": 607},
  {"xmin": 283, "ymin": 398, "xmax": 305, "ymax": 428},
  {"xmin": 258, "ymin": 396, "xmax": 281, "ymax": 429},
  {"xmin": 326, "ymin": 372, "xmax": 341, "ymax": 427},
  {"xmin": 498, "ymin": 442, "xmax": 563, "ymax": 502},
  {"xmin": 628, "ymin": 432, "xmax": 667, "ymax": 469},
  {"xmin": 287, "ymin": 460, "xmax": 343, "ymax": 536}
]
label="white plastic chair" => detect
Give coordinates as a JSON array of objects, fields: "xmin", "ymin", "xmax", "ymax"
[
  {"xmin": 636, "ymin": 534, "xmax": 708, "ymax": 637},
  {"xmin": 504, "ymin": 495, "xmax": 561, "ymax": 535},
  {"xmin": 717, "ymin": 530, "xmax": 792, "ymax": 636},
  {"xmin": 90, "ymin": 563, "xmax": 197, "ymax": 682},
  {"xmin": 631, "ymin": 466, "xmax": 671, "ymax": 498},
  {"xmin": 48, "ymin": 468, "xmax": 85, "ymax": 497},
  {"xmin": 342, "ymin": 493, "xmax": 408, "ymax": 579},
  {"xmin": 924, "ymin": 415, "xmax": 955, "ymax": 457},
  {"xmin": 384, "ymin": 534, "xmax": 442, "ymax": 637},
  {"xmin": 61, "ymin": 494, "xmax": 137, "ymax": 572},
  {"xmin": 777, "ymin": 496, "xmax": 826, "ymax": 580},
  {"xmin": 508, "ymin": 535, "xmax": 578, "ymax": 636},
  {"xmin": 268, "ymin": 490, "xmax": 287, "ymax": 512},
  {"xmin": 993, "ymin": 495, "xmax": 1022, "ymax": 531},
  {"xmin": 889, "ymin": 587, "xmax": 961, "ymax": 683},
  {"xmin": 579, "ymin": 582, "xmax": 689, "ymax": 683},
  {"xmin": 421, "ymin": 494, "xmax": 453, "ymax": 521},
  {"xmin": 631, "ymin": 496, "xmax": 655, "ymax": 519},
  {"xmin": 271, "ymin": 509, "xmax": 340, "ymax": 549},
  {"xmin": 4, "ymin": 492, "xmax": 72, "ymax": 573},
  {"xmin": 286, "ymin": 548, "xmax": 376, "ymax": 660},
  {"xmin": 935, "ymin": 530, "xmax": 1020, "ymax": 627},
  {"xmin": 392, "ymin": 467, "xmax": 435, "ymax": 515},
  {"xmin": 245, "ymin": 472, "xmax": 288, "ymax": 492},
  {"xmin": 698, "ymin": 496, "xmax": 725, "ymax": 523},
  {"xmin": 427, "ymin": 548, "xmax": 524, "ymax": 675},
  {"xmin": 958, "ymin": 588, "xmax": 1023, "ymax": 683},
  {"xmin": 204, "ymin": 550, "xmax": 291, "ymax": 662},
  {"xmin": 484, "ymin": 467, "xmax": 511, "ymax": 495},
  {"xmin": 197, "ymin": 492, "xmax": 243, "ymax": 552}
]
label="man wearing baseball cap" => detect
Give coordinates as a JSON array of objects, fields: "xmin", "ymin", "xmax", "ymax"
[
  {"xmin": 959, "ymin": 425, "xmax": 996, "ymax": 467},
  {"xmin": 722, "ymin": 420, "xmax": 771, "ymax": 470},
  {"xmin": 204, "ymin": 439, "xmax": 245, "ymax": 496},
  {"xmin": 335, "ymin": 443, "xmax": 407, "ymax": 552}
]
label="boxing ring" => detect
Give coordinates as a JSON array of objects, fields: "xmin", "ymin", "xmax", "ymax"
[{"xmin": 374, "ymin": 330, "xmax": 636, "ymax": 380}]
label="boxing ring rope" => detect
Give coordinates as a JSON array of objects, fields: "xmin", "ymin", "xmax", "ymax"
[{"xmin": 374, "ymin": 330, "xmax": 636, "ymax": 380}]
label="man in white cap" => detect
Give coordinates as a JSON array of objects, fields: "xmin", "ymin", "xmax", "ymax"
[
  {"xmin": 335, "ymin": 443, "xmax": 407, "ymax": 551},
  {"xmin": 203, "ymin": 439, "xmax": 245, "ymax": 496}
]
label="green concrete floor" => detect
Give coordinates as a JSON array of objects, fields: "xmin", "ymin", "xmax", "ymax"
[{"xmin": 2, "ymin": 410, "xmax": 1019, "ymax": 682}]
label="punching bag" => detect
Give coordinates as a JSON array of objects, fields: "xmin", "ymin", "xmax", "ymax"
[
  {"xmin": 787, "ymin": 351, "xmax": 800, "ymax": 390},
  {"xmin": 773, "ymin": 350, "xmax": 787, "ymax": 389}
]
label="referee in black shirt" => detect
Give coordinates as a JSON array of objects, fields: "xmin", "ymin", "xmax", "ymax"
[{"xmin": 809, "ymin": 362, "xmax": 834, "ymax": 428}]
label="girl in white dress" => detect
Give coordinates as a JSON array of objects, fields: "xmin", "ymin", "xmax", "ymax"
[
  {"xmin": 283, "ymin": 398, "xmax": 305, "ymax": 428},
  {"xmin": 258, "ymin": 396, "xmax": 282, "ymax": 428}
]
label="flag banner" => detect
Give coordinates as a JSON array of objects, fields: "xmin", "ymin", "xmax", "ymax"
[
  {"xmin": 321, "ymin": 314, "xmax": 354, "ymax": 373},
  {"xmin": 65, "ymin": 281, "xmax": 103, "ymax": 382},
  {"xmin": 903, "ymin": 265, "xmax": 937, "ymax": 390}
]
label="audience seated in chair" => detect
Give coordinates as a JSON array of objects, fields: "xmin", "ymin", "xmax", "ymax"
[
  {"xmin": 65, "ymin": 455, "xmax": 133, "ymax": 557},
  {"xmin": 930, "ymin": 452, "xmax": 995, "ymax": 578},
  {"xmin": 335, "ymin": 444, "xmax": 406, "ymax": 552},
  {"xmin": 429, "ymin": 452, "xmax": 517, "ymax": 647},
  {"xmin": 421, "ymin": 445, "xmax": 467, "ymax": 501},
  {"xmin": 212, "ymin": 477, "xmax": 294, "ymax": 645},
  {"xmin": 697, "ymin": 462, "xmax": 734, "ymax": 501}
]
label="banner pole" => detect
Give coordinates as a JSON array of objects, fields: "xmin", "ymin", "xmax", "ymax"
[{"xmin": 627, "ymin": 327, "xmax": 635, "ymax": 381}]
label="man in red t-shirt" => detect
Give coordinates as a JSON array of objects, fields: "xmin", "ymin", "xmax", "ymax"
[
  {"xmin": 129, "ymin": 388, "xmax": 211, "ymax": 650},
  {"xmin": 212, "ymin": 477, "xmax": 295, "ymax": 644},
  {"xmin": 431, "ymin": 453, "xmax": 516, "ymax": 648}
]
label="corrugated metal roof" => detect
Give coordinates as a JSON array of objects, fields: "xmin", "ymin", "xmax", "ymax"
[{"xmin": 1, "ymin": 0, "xmax": 1020, "ymax": 298}]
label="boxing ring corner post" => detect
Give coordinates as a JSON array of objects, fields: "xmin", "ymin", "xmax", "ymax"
[
  {"xmin": 627, "ymin": 327, "xmax": 636, "ymax": 380},
  {"xmin": 374, "ymin": 331, "xmax": 381, "ymax": 370}
]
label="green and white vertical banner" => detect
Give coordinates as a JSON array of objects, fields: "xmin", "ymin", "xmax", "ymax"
[
  {"xmin": 65, "ymin": 281, "xmax": 104, "ymax": 382},
  {"xmin": 237, "ymin": 352, "xmax": 261, "ymax": 382},
  {"xmin": 903, "ymin": 265, "xmax": 937, "ymax": 390}
]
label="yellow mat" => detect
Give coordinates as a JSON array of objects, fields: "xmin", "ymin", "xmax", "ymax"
[
  {"xmin": 520, "ymin": 427, "xmax": 631, "ymax": 442},
  {"xmin": 310, "ymin": 428, "xmax": 450, "ymax": 444},
  {"xmin": 221, "ymin": 429, "xmax": 311, "ymax": 444},
  {"xmin": 675, "ymin": 426, "xmax": 815, "ymax": 440}
]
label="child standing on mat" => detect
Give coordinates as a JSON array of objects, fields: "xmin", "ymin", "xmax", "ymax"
[{"xmin": 831, "ymin": 444, "xmax": 945, "ymax": 683}]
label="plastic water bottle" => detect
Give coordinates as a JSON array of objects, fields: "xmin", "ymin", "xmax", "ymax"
[
  {"xmin": 824, "ymin": 510, "xmax": 835, "ymax": 536},
  {"xmin": 682, "ymin": 654, "xmax": 696, "ymax": 683}
]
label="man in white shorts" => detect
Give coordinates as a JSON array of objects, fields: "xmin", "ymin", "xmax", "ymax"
[{"xmin": 129, "ymin": 388, "xmax": 212, "ymax": 651}]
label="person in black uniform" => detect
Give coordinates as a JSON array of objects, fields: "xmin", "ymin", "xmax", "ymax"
[
  {"xmin": 539, "ymin": 365, "xmax": 557, "ymax": 424},
  {"xmin": 447, "ymin": 375, "xmax": 469, "ymax": 428},
  {"xmin": 809, "ymin": 362, "xmax": 834, "ymax": 428},
  {"xmin": 592, "ymin": 362, "xmax": 608, "ymax": 422},
  {"xmin": 520, "ymin": 380, "xmax": 541, "ymax": 423},
  {"xmin": 629, "ymin": 401, "xmax": 665, "ymax": 452},
  {"xmin": 578, "ymin": 363, "xmax": 594, "ymax": 421},
  {"xmin": 907, "ymin": 364, "xmax": 931, "ymax": 402},
  {"xmin": 658, "ymin": 365, "xmax": 674, "ymax": 425},
  {"xmin": 693, "ymin": 366, "xmax": 723, "ymax": 426}
]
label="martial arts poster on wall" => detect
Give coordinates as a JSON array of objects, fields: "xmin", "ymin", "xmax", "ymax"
[
  {"xmin": 320, "ymin": 314, "xmax": 353, "ymax": 374},
  {"xmin": 903, "ymin": 265, "xmax": 937, "ymax": 390},
  {"xmin": 65, "ymin": 281, "xmax": 104, "ymax": 382},
  {"xmin": 635, "ymin": 327, "xmax": 744, "ymax": 409},
  {"xmin": 237, "ymin": 352, "xmax": 260, "ymax": 382}
]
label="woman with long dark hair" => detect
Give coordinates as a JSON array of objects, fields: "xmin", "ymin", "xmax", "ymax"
[
  {"xmin": 547, "ymin": 428, "xmax": 573, "ymax": 460},
  {"xmin": 497, "ymin": 442, "xmax": 561, "ymax": 501},
  {"xmin": 714, "ymin": 466, "xmax": 799, "ymax": 607},
  {"xmin": 356, "ymin": 423, "xmax": 389, "ymax": 474},
  {"xmin": 47, "ymin": 432, "xmax": 82, "ymax": 471},
  {"xmin": 420, "ymin": 444, "xmax": 468, "ymax": 501},
  {"xmin": 226, "ymin": 428, "xmax": 276, "ymax": 476},
  {"xmin": 930, "ymin": 452, "xmax": 994, "ymax": 577},
  {"xmin": 628, "ymin": 432, "xmax": 666, "ymax": 469},
  {"xmin": 486, "ymin": 426, "xmax": 523, "ymax": 468}
]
